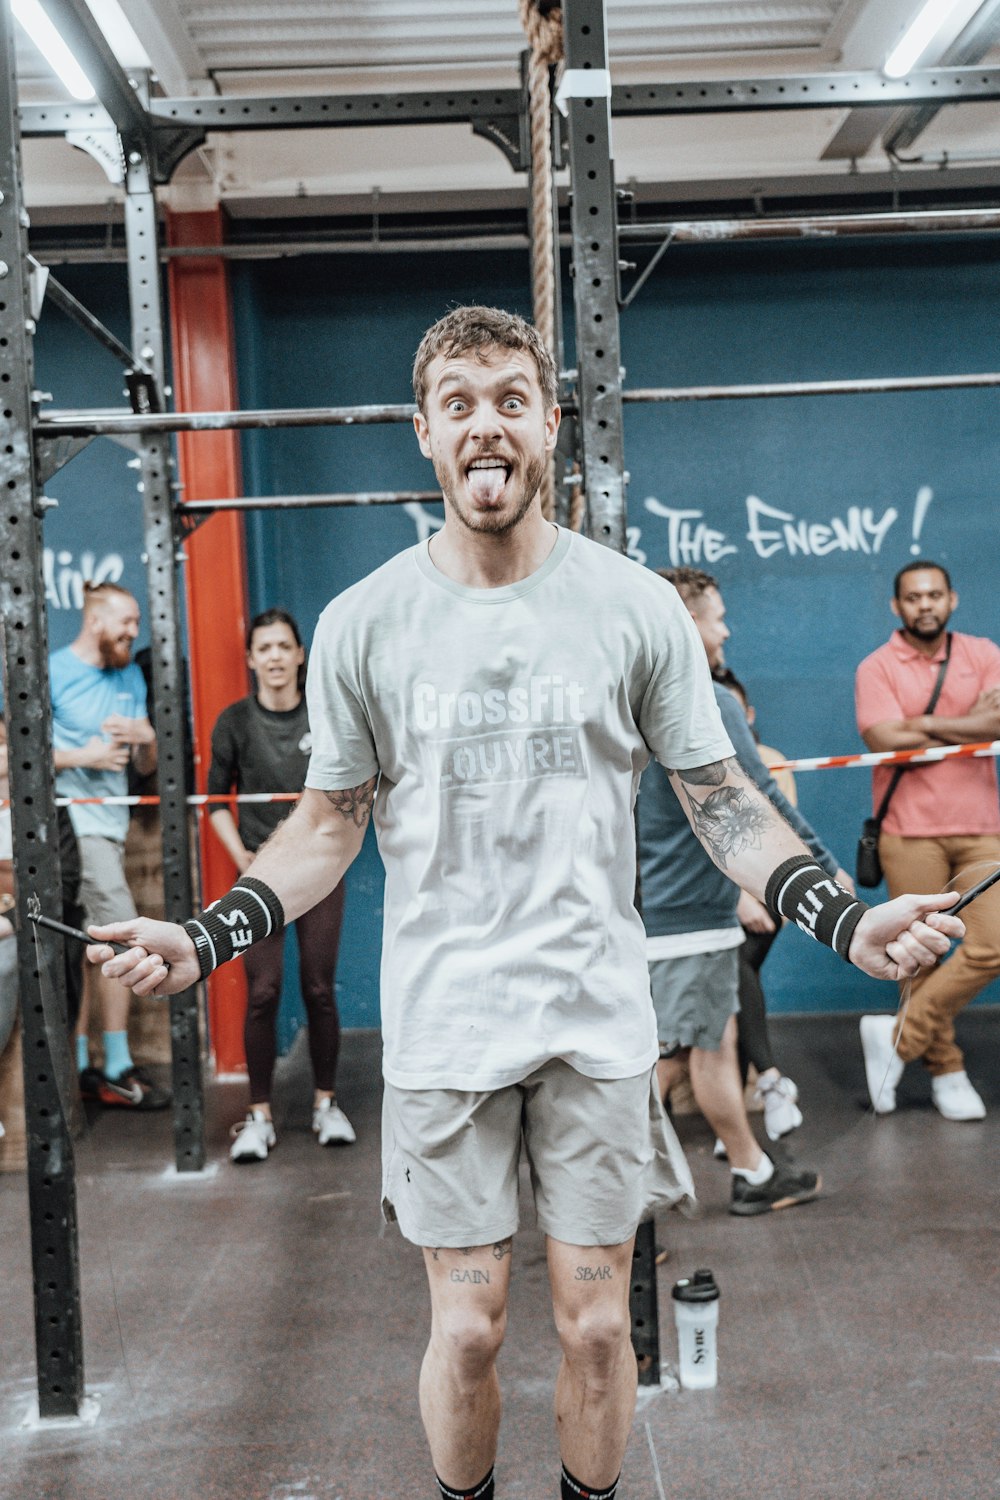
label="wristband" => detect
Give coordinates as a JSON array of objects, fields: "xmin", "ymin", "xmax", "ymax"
[
  {"xmin": 183, "ymin": 876, "xmax": 285, "ymax": 979},
  {"xmin": 765, "ymin": 856, "xmax": 869, "ymax": 962}
]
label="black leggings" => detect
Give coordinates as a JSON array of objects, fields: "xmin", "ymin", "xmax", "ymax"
[
  {"xmin": 736, "ymin": 926, "xmax": 781, "ymax": 1084},
  {"xmin": 242, "ymin": 883, "xmax": 345, "ymax": 1103}
]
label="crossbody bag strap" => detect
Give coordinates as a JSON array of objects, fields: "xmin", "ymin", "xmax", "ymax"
[{"xmin": 873, "ymin": 633, "xmax": 953, "ymax": 823}]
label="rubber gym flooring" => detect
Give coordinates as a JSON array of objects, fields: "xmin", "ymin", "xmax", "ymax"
[{"xmin": 2, "ymin": 1011, "xmax": 997, "ymax": 1500}]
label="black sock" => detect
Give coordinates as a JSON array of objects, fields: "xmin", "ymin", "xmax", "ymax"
[
  {"xmin": 435, "ymin": 1467, "xmax": 495, "ymax": 1500},
  {"xmin": 560, "ymin": 1463, "xmax": 620, "ymax": 1500}
]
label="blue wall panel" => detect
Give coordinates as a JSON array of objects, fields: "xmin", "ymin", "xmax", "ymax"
[{"xmin": 32, "ymin": 266, "xmax": 158, "ymax": 655}]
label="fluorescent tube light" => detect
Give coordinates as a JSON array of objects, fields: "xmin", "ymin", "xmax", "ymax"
[
  {"xmin": 883, "ymin": 0, "xmax": 978, "ymax": 78},
  {"xmin": 12, "ymin": 0, "xmax": 96, "ymax": 101}
]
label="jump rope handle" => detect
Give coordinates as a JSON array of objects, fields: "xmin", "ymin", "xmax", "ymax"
[{"xmin": 27, "ymin": 902, "xmax": 131, "ymax": 956}]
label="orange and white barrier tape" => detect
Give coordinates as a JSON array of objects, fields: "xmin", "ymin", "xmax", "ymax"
[
  {"xmin": 3, "ymin": 741, "xmax": 1000, "ymax": 810},
  {"xmin": 767, "ymin": 739, "xmax": 1000, "ymax": 773}
]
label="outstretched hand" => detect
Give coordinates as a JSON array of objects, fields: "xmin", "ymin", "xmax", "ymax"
[
  {"xmin": 86, "ymin": 918, "xmax": 199, "ymax": 997},
  {"xmin": 847, "ymin": 892, "xmax": 964, "ymax": 981}
]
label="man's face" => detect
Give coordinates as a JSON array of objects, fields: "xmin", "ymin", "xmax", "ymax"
[
  {"xmin": 891, "ymin": 568, "xmax": 956, "ymax": 641},
  {"xmin": 690, "ymin": 586, "xmax": 730, "ymax": 670},
  {"xmin": 412, "ymin": 345, "xmax": 559, "ymax": 537},
  {"xmin": 94, "ymin": 594, "xmax": 140, "ymax": 669}
]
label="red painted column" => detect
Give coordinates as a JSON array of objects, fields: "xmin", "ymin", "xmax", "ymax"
[{"xmin": 167, "ymin": 206, "xmax": 250, "ymax": 1076}]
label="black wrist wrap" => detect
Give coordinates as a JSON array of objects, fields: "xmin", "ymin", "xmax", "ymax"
[
  {"xmin": 183, "ymin": 876, "xmax": 285, "ymax": 980},
  {"xmin": 765, "ymin": 855, "xmax": 869, "ymax": 962}
]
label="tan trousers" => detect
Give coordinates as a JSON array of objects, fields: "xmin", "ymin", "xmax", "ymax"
[{"xmin": 879, "ymin": 833, "xmax": 1000, "ymax": 1075}]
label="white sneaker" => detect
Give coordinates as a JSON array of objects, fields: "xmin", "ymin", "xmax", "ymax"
[
  {"xmin": 931, "ymin": 1071, "xmax": 986, "ymax": 1122},
  {"xmin": 713, "ymin": 1137, "xmax": 728, "ymax": 1160},
  {"xmin": 313, "ymin": 1098, "xmax": 356, "ymax": 1146},
  {"xmin": 755, "ymin": 1074, "xmax": 803, "ymax": 1141},
  {"xmin": 0, "ymin": 1117, "xmax": 5, "ymax": 1140},
  {"xmin": 860, "ymin": 1014, "xmax": 904, "ymax": 1114},
  {"xmin": 229, "ymin": 1109, "xmax": 276, "ymax": 1163}
]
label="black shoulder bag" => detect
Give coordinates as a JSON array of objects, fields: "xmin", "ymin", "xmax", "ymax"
[{"xmin": 855, "ymin": 634, "xmax": 951, "ymax": 888}]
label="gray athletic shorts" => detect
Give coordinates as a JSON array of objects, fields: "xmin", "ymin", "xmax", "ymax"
[
  {"xmin": 381, "ymin": 1058, "xmax": 694, "ymax": 1249},
  {"xmin": 649, "ymin": 949, "xmax": 739, "ymax": 1053},
  {"xmin": 77, "ymin": 835, "xmax": 137, "ymax": 928}
]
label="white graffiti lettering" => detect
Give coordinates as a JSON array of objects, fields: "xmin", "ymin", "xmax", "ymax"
[
  {"xmin": 745, "ymin": 496, "xmax": 898, "ymax": 560},
  {"xmin": 43, "ymin": 548, "xmax": 125, "ymax": 610},
  {"xmin": 643, "ymin": 498, "xmax": 738, "ymax": 567}
]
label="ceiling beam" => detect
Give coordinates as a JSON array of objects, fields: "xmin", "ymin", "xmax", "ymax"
[{"xmin": 110, "ymin": 0, "xmax": 205, "ymax": 97}]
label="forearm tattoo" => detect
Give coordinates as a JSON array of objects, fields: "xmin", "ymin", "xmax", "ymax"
[
  {"xmin": 677, "ymin": 759, "xmax": 775, "ymax": 870},
  {"xmin": 324, "ymin": 774, "xmax": 377, "ymax": 828}
]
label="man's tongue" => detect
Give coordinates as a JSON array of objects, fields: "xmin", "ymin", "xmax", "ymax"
[{"xmin": 468, "ymin": 465, "xmax": 506, "ymax": 504}]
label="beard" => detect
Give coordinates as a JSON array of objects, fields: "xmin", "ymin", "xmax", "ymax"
[
  {"xmin": 437, "ymin": 452, "xmax": 546, "ymax": 537},
  {"xmin": 907, "ymin": 612, "xmax": 950, "ymax": 641},
  {"xmin": 98, "ymin": 634, "xmax": 132, "ymax": 670}
]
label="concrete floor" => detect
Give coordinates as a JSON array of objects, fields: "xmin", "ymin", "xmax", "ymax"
[{"xmin": 1, "ymin": 1011, "xmax": 997, "ymax": 1500}]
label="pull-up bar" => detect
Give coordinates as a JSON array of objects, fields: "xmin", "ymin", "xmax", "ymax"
[{"xmin": 34, "ymin": 366, "xmax": 1000, "ymax": 440}]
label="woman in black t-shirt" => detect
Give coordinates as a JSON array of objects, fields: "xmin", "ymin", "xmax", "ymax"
[{"xmin": 207, "ymin": 608, "xmax": 353, "ymax": 1162}]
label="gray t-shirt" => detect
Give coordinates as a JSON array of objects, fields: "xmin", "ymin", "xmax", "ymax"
[{"xmin": 306, "ymin": 527, "xmax": 733, "ymax": 1089}]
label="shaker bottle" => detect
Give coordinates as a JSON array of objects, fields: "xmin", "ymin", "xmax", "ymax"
[{"xmin": 671, "ymin": 1268, "xmax": 720, "ymax": 1389}]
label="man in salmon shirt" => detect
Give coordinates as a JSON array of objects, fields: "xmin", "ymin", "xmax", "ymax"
[{"xmin": 856, "ymin": 560, "xmax": 1000, "ymax": 1121}]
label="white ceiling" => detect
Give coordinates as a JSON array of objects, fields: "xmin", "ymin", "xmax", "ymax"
[{"xmin": 14, "ymin": 0, "xmax": 1000, "ymax": 219}]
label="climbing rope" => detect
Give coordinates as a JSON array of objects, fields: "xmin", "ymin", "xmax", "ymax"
[{"xmin": 519, "ymin": 1, "xmax": 563, "ymax": 522}]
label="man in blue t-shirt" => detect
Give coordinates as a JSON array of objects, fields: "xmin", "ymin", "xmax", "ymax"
[{"xmin": 50, "ymin": 582, "xmax": 168, "ymax": 1109}]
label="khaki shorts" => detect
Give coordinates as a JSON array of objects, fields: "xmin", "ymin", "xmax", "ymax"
[
  {"xmin": 381, "ymin": 1058, "xmax": 694, "ymax": 1249},
  {"xmin": 78, "ymin": 836, "xmax": 137, "ymax": 928},
  {"xmin": 649, "ymin": 949, "xmax": 739, "ymax": 1053}
]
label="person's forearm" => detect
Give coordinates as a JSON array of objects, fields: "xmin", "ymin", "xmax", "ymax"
[
  {"xmin": 904, "ymin": 710, "xmax": 1000, "ymax": 745},
  {"xmin": 667, "ymin": 757, "xmax": 811, "ymax": 902},
  {"xmin": 53, "ymin": 746, "xmax": 86, "ymax": 770},
  {"xmin": 861, "ymin": 722, "xmax": 938, "ymax": 752},
  {"xmin": 208, "ymin": 807, "xmax": 249, "ymax": 868},
  {"xmin": 234, "ymin": 781, "xmax": 375, "ymax": 923}
]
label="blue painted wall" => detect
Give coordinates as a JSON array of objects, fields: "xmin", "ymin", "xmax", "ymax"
[
  {"xmin": 32, "ymin": 238, "xmax": 1000, "ymax": 1029},
  {"xmin": 33, "ymin": 267, "xmax": 159, "ymax": 654}
]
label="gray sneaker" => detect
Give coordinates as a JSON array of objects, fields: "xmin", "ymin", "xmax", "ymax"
[{"xmin": 730, "ymin": 1158, "xmax": 821, "ymax": 1216}]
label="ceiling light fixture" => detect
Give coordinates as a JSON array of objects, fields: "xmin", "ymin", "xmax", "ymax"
[
  {"xmin": 12, "ymin": 0, "xmax": 96, "ymax": 101},
  {"xmin": 883, "ymin": 0, "xmax": 985, "ymax": 78}
]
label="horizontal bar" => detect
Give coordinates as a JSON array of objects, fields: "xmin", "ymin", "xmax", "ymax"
[
  {"xmin": 36, "ymin": 402, "xmax": 418, "ymax": 436},
  {"xmin": 18, "ymin": 68, "xmax": 1000, "ymax": 139},
  {"xmin": 182, "ymin": 491, "xmax": 442, "ymax": 511},
  {"xmin": 36, "ymin": 366, "xmax": 1000, "ymax": 439},
  {"xmin": 618, "ymin": 208, "xmax": 1000, "ymax": 244},
  {"xmin": 622, "ymin": 371, "xmax": 1000, "ymax": 402},
  {"xmin": 149, "ymin": 90, "xmax": 521, "ymax": 131},
  {"xmin": 610, "ymin": 66, "xmax": 1000, "ymax": 115}
]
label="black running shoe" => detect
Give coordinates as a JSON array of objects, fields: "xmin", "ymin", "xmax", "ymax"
[
  {"xmin": 87, "ymin": 1064, "xmax": 172, "ymax": 1110},
  {"xmin": 729, "ymin": 1158, "xmax": 821, "ymax": 1216}
]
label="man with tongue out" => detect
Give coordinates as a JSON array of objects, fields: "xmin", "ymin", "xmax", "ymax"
[{"xmin": 88, "ymin": 306, "xmax": 964, "ymax": 1500}]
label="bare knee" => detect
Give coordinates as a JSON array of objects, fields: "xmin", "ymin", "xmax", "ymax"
[
  {"xmin": 556, "ymin": 1302, "xmax": 632, "ymax": 1380},
  {"xmin": 433, "ymin": 1304, "xmax": 507, "ymax": 1386}
]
